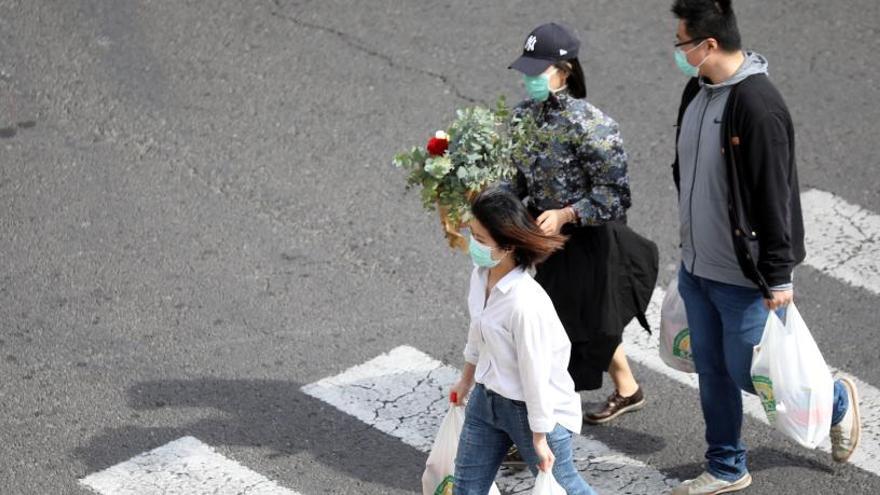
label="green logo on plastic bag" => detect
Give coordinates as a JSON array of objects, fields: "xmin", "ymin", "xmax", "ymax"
[
  {"xmin": 752, "ymin": 375, "xmax": 777, "ymax": 422},
  {"xmin": 673, "ymin": 328, "xmax": 692, "ymax": 360},
  {"xmin": 434, "ymin": 475, "xmax": 454, "ymax": 495}
]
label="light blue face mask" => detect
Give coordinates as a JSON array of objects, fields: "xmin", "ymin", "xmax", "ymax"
[
  {"xmin": 674, "ymin": 40, "xmax": 708, "ymax": 78},
  {"xmin": 523, "ymin": 73, "xmax": 551, "ymax": 102},
  {"xmin": 469, "ymin": 235, "xmax": 505, "ymax": 268}
]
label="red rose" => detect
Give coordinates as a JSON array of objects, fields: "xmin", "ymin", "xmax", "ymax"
[{"xmin": 426, "ymin": 131, "xmax": 449, "ymax": 156}]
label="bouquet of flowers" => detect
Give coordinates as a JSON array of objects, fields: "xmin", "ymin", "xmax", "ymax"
[{"xmin": 393, "ymin": 98, "xmax": 528, "ymax": 251}]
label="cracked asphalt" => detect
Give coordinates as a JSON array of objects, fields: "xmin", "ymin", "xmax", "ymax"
[{"xmin": 1, "ymin": 0, "xmax": 879, "ymax": 493}]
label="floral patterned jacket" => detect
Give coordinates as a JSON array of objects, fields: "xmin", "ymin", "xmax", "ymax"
[{"xmin": 508, "ymin": 91, "xmax": 632, "ymax": 226}]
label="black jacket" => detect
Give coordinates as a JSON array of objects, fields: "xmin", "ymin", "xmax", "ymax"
[{"xmin": 672, "ymin": 74, "xmax": 805, "ymax": 299}]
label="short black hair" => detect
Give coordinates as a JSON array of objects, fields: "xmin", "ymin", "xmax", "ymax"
[
  {"xmin": 554, "ymin": 58, "xmax": 587, "ymax": 99},
  {"xmin": 671, "ymin": 0, "xmax": 742, "ymax": 52}
]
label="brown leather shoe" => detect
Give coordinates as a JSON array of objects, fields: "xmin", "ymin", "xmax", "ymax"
[{"xmin": 584, "ymin": 387, "xmax": 646, "ymax": 425}]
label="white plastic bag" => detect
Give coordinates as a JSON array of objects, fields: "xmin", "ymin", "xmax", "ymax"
[
  {"xmin": 531, "ymin": 470, "xmax": 566, "ymax": 494},
  {"xmin": 422, "ymin": 404, "xmax": 501, "ymax": 495},
  {"xmin": 750, "ymin": 303, "xmax": 834, "ymax": 448},
  {"xmin": 659, "ymin": 273, "xmax": 696, "ymax": 373}
]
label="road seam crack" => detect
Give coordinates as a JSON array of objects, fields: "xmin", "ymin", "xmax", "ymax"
[{"xmin": 268, "ymin": 0, "xmax": 477, "ymax": 104}]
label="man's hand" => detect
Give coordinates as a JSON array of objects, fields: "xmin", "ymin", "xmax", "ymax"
[{"xmin": 764, "ymin": 289, "xmax": 793, "ymax": 311}]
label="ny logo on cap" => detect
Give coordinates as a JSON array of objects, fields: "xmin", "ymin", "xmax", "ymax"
[{"xmin": 524, "ymin": 35, "xmax": 537, "ymax": 52}]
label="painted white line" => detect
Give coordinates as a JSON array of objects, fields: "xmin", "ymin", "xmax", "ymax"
[
  {"xmin": 623, "ymin": 287, "xmax": 880, "ymax": 476},
  {"xmin": 303, "ymin": 345, "xmax": 456, "ymax": 452},
  {"xmin": 302, "ymin": 345, "xmax": 677, "ymax": 494},
  {"xmin": 802, "ymin": 189, "xmax": 880, "ymax": 295},
  {"xmin": 80, "ymin": 436, "xmax": 300, "ymax": 495}
]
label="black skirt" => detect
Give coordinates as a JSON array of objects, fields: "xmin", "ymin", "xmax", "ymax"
[{"xmin": 533, "ymin": 219, "xmax": 659, "ymax": 391}]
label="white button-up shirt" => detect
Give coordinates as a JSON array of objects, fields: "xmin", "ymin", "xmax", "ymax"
[{"xmin": 463, "ymin": 266, "xmax": 582, "ymax": 434}]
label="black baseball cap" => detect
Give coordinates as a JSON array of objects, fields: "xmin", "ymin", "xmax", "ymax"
[{"xmin": 509, "ymin": 23, "xmax": 581, "ymax": 76}]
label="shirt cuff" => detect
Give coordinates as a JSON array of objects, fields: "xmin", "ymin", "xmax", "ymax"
[
  {"xmin": 570, "ymin": 198, "xmax": 592, "ymax": 226},
  {"xmin": 463, "ymin": 347, "xmax": 479, "ymax": 365},
  {"xmin": 770, "ymin": 283, "xmax": 793, "ymax": 291},
  {"xmin": 527, "ymin": 416, "xmax": 555, "ymax": 434}
]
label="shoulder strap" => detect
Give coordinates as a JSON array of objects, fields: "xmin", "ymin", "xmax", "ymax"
[
  {"xmin": 672, "ymin": 78, "xmax": 701, "ymax": 193},
  {"xmin": 676, "ymin": 77, "xmax": 701, "ymax": 127}
]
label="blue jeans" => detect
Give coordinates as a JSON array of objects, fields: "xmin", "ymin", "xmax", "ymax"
[
  {"xmin": 453, "ymin": 384, "xmax": 595, "ymax": 495},
  {"xmin": 678, "ymin": 266, "xmax": 849, "ymax": 481}
]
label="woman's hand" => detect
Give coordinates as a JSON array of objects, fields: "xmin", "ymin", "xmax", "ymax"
[
  {"xmin": 449, "ymin": 378, "xmax": 474, "ymax": 406},
  {"xmin": 536, "ymin": 208, "xmax": 576, "ymax": 236},
  {"xmin": 532, "ymin": 432, "xmax": 555, "ymax": 472}
]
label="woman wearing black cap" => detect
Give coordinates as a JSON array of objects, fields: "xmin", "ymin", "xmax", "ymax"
[{"xmin": 505, "ymin": 22, "xmax": 659, "ymax": 436}]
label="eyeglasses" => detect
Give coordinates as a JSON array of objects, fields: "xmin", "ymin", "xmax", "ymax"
[{"xmin": 674, "ymin": 37, "xmax": 708, "ymax": 48}]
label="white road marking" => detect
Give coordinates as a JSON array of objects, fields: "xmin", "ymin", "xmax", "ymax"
[
  {"xmin": 302, "ymin": 345, "xmax": 677, "ymax": 494},
  {"xmin": 802, "ymin": 189, "xmax": 880, "ymax": 295},
  {"xmin": 77, "ymin": 190, "xmax": 880, "ymax": 493},
  {"xmin": 623, "ymin": 287, "xmax": 880, "ymax": 476},
  {"xmin": 79, "ymin": 436, "xmax": 300, "ymax": 495}
]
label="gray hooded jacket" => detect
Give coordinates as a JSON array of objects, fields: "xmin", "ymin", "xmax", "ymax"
[{"xmin": 677, "ymin": 51, "xmax": 775, "ymax": 288}]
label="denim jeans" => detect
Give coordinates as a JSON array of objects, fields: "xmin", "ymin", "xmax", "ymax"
[
  {"xmin": 453, "ymin": 384, "xmax": 595, "ymax": 495},
  {"xmin": 678, "ymin": 265, "xmax": 849, "ymax": 481}
]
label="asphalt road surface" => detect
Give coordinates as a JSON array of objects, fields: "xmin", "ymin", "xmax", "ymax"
[{"xmin": 1, "ymin": 0, "xmax": 879, "ymax": 493}]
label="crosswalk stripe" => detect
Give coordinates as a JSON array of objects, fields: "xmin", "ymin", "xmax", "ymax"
[
  {"xmin": 77, "ymin": 189, "xmax": 880, "ymax": 494},
  {"xmin": 623, "ymin": 287, "xmax": 880, "ymax": 477},
  {"xmin": 302, "ymin": 345, "xmax": 678, "ymax": 494},
  {"xmin": 802, "ymin": 189, "xmax": 880, "ymax": 295},
  {"xmin": 79, "ymin": 436, "xmax": 300, "ymax": 495}
]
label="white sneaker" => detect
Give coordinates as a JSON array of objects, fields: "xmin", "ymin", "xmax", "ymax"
[
  {"xmin": 671, "ymin": 471, "xmax": 752, "ymax": 495},
  {"xmin": 831, "ymin": 376, "xmax": 861, "ymax": 463}
]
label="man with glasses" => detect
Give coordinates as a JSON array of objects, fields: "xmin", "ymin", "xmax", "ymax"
[{"xmin": 668, "ymin": 1, "xmax": 861, "ymax": 493}]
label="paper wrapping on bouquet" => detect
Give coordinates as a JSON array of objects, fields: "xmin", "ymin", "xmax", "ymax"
[
  {"xmin": 659, "ymin": 272, "xmax": 696, "ymax": 373},
  {"xmin": 422, "ymin": 404, "xmax": 501, "ymax": 495},
  {"xmin": 750, "ymin": 303, "xmax": 834, "ymax": 449},
  {"xmin": 437, "ymin": 203, "xmax": 467, "ymax": 252},
  {"xmin": 436, "ymin": 189, "xmax": 479, "ymax": 253}
]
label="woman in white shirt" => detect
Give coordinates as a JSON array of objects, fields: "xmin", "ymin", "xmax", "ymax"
[{"xmin": 450, "ymin": 187, "xmax": 596, "ymax": 495}]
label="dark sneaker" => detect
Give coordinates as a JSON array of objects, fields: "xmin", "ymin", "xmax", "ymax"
[
  {"xmin": 500, "ymin": 445, "xmax": 527, "ymax": 470},
  {"xmin": 584, "ymin": 387, "xmax": 646, "ymax": 425},
  {"xmin": 831, "ymin": 376, "xmax": 861, "ymax": 463}
]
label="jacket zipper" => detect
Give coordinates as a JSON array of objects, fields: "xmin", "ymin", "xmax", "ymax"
[{"xmin": 688, "ymin": 95, "xmax": 713, "ymax": 273}]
